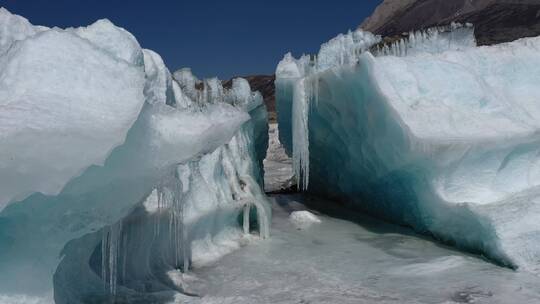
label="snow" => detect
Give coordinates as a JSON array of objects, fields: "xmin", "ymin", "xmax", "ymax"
[
  {"xmin": 289, "ymin": 210, "xmax": 321, "ymax": 229},
  {"xmin": 276, "ymin": 24, "xmax": 540, "ymax": 273}
]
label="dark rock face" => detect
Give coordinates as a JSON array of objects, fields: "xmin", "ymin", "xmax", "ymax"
[
  {"xmin": 458, "ymin": 3, "xmax": 540, "ymax": 45},
  {"xmin": 360, "ymin": 0, "xmax": 540, "ymax": 45},
  {"xmin": 224, "ymin": 75, "xmax": 276, "ymax": 121}
]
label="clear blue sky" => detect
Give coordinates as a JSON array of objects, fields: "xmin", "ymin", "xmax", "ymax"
[{"xmin": 2, "ymin": 0, "xmax": 381, "ymax": 79}]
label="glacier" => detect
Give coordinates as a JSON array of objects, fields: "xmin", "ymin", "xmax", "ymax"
[
  {"xmin": 4, "ymin": 4, "xmax": 540, "ymax": 303},
  {"xmin": 0, "ymin": 8, "xmax": 269, "ymax": 303},
  {"xmin": 276, "ymin": 24, "xmax": 540, "ymax": 273}
]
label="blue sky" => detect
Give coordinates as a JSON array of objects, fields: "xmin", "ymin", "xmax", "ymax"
[{"xmin": 2, "ymin": 0, "xmax": 381, "ymax": 79}]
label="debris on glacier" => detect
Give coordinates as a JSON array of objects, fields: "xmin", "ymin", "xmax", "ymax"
[{"xmin": 276, "ymin": 23, "xmax": 540, "ymax": 273}]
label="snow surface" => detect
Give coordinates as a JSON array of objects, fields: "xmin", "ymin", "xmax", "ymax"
[{"xmin": 276, "ymin": 25, "xmax": 540, "ymax": 273}]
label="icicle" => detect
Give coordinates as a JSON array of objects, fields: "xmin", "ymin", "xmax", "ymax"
[
  {"xmin": 313, "ymin": 73, "xmax": 319, "ymax": 108},
  {"xmin": 168, "ymin": 162, "xmax": 193, "ymax": 273},
  {"xmin": 155, "ymin": 186, "xmax": 164, "ymax": 237},
  {"xmin": 101, "ymin": 229, "xmax": 108, "ymax": 291},
  {"xmin": 238, "ymin": 175, "xmax": 271, "ymax": 239},
  {"xmin": 292, "ymin": 77, "xmax": 311, "ymax": 191},
  {"xmin": 243, "ymin": 203, "xmax": 250, "ymax": 234},
  {"xmin": 182, "ymin": 162, "xmax": 198, "ymax": 272},
  {"xmin": 165, "ymin": 175, "xmax": 181, "ymax": 271},
  {"xmin": 121, "ymin": 232, "xmax": 127, "ymax": 285},
  {"xmin": 101, "ymin": 221, "xmax": 123, "ymax": 295}
]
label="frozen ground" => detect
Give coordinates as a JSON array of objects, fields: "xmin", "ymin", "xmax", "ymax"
[{"xmin": 174, "ymin": 193, "xmax": 540, "ymax": 304}]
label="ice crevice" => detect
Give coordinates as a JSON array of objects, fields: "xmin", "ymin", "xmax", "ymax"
[{"xmin": 276, "ymin": 23, "xmax": 540, "ymax": 274}]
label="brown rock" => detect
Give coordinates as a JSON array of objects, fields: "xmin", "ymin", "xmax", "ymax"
[{"xmin": 360, "ymin": 0, "xmax": 540, "ymax": 45}]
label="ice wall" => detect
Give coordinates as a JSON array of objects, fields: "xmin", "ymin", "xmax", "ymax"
[
  {"xmin": 276, "ymin": 24, "xmax": 540, "ymax": 272},
  {"xmin": 0, "ymin": 8, "xmax": 269, "ymax": 303},
  {"xmin": 275, "ymin": 30, "xmax": 381, "ymax": 188},
  {"xmin": 0, "ymin": 12, "xmax": 146, "ymax": 210}
]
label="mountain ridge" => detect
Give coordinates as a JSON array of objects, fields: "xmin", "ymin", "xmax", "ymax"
[{"xmin": 360, "ymin": 0, "xmax": 540, "ymax": 45}]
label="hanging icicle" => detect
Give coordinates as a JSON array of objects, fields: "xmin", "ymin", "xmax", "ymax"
[{"xmin": 101, "ymin": 220, "xmax": 123, "ymax": 295}]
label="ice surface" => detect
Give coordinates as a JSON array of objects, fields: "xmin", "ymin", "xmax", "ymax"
[
  {"xmin": 0, "ymin": 8, "xmax": 270, "ymax": 302},
  {"xmin": 172, "ymin": 194, "xmax": 540, "ymax": 304},
  {"xmin": 276, "ymin": 24, "xmax": 540, "ymax": 272},
  {"xmin": 73, "ymin": 19, "xmax": 143, "ymax": 64}
]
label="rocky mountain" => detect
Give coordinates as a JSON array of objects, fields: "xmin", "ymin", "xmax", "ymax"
[{"xmin": 360, "ymin": 0, "xmax": 540, "ymax": 45}]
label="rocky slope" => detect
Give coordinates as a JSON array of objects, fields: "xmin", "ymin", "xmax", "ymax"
[{"xmin": 360, "ymin": 0, "xmax": 540, "ymax": 45}]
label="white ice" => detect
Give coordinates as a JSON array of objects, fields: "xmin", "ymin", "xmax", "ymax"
[
  {"xmin": 0, "ymin": 11, "xmax": 146, "ymax": 210},
  {"xmin": 275, "ymin": 24, "xmax": 540, "ymax": 273},
  {"xmin": 0, "ymin": 8, "xmax": 270, "ymax": 302}
]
